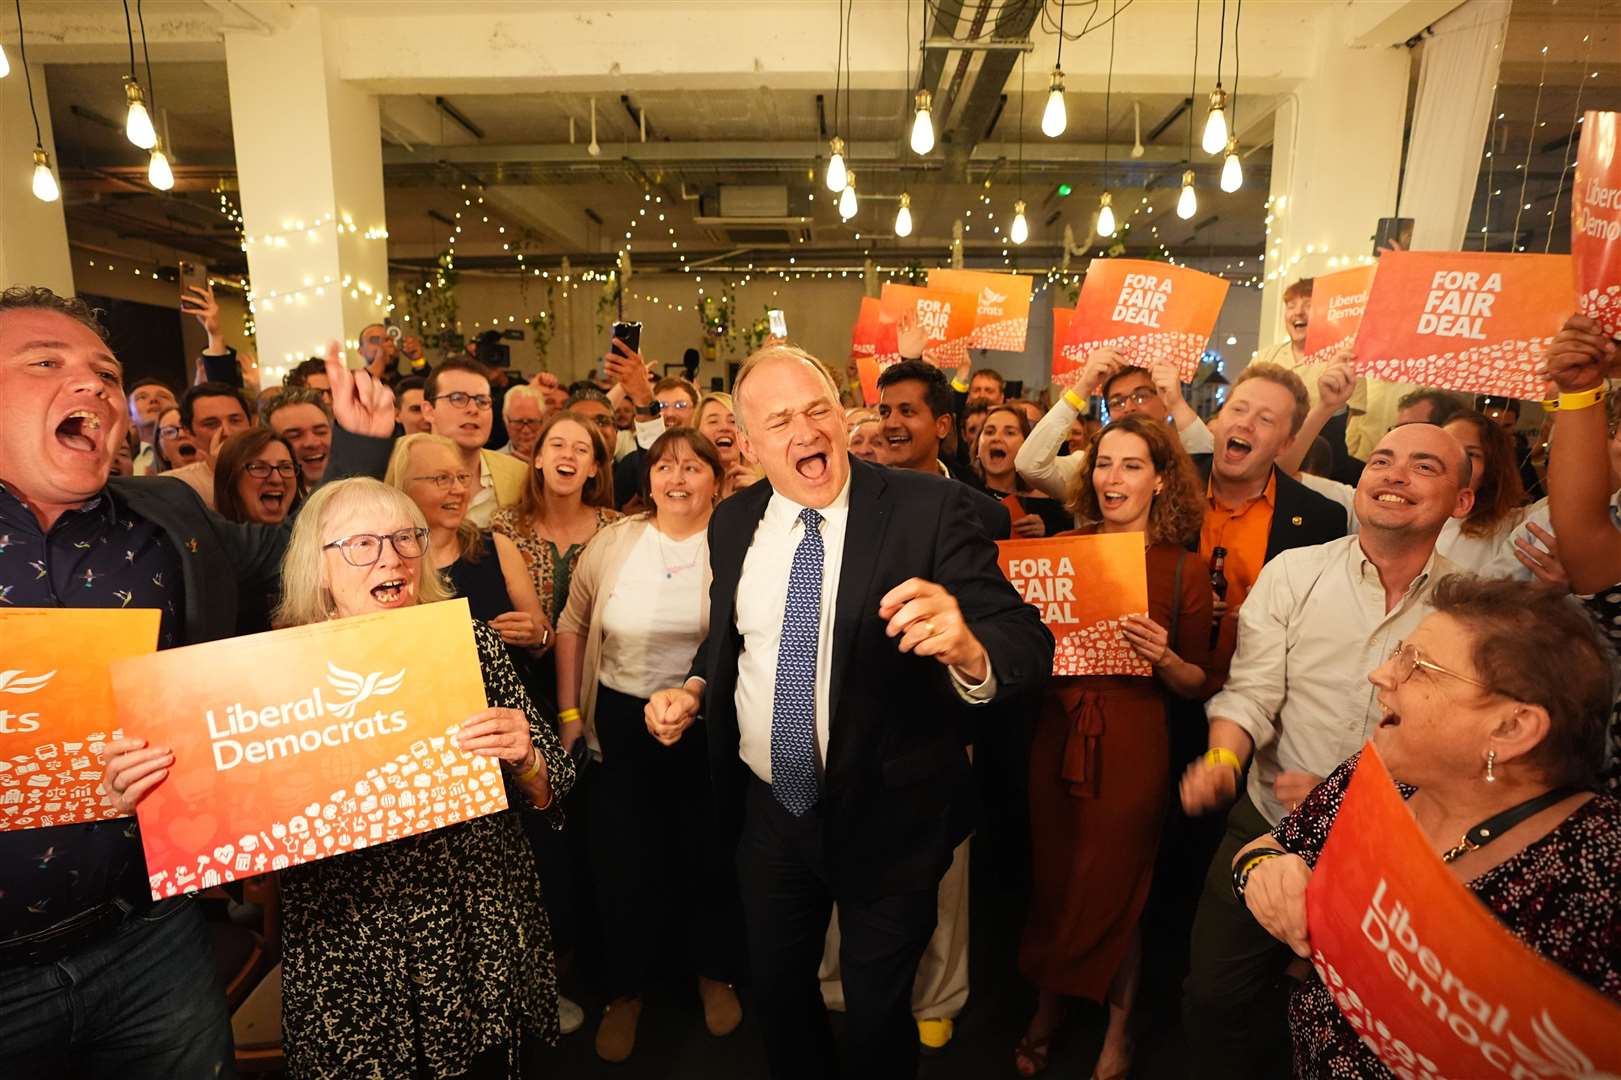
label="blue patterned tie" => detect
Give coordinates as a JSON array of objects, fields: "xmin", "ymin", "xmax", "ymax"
[{"xmin": 770, "ymin": 507, "xmax": 825, "ymax": 815}]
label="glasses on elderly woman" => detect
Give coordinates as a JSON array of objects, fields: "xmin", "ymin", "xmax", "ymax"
[
  {"xmin": 411, "ymin": 472, "xmax": 473, "ymax": 492},
  {"xmin": 1391, "ymin": 640, "xmax": 1489, "ymax": 689},
  {"xmin": 243, "ymin": 461, "xmax": 298, "ymax": 479},
  {"xmin": 322, "ymin": 528, "xmax": 429, "ymax": 567}
]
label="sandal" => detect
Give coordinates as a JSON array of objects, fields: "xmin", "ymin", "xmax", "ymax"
[{"xmin": 1014, "ymin": 1034, "xmax": 1052, "ymax": 1077}]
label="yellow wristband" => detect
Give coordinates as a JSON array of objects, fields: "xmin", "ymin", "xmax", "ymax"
[
  {"xmin": 1541, "ymin": 398, "xmax": 1560, "ymax": 412},
  {"xmin": 558, "ymin": 707, "xmax": 581, "ymax": 725},
  {"xmin": 1558, "ymin": 385, "xmax": 1608, "ymax": 412},
  {"xmin": 1239, "ymin": 851, "xmax": 1281, "ymax": 881},
  {"xmin": 1063, "ymin": 388, "xmax": 1086, "ymax": 412},
  {"xmin": 1205, "ymin": 747, "xmax": 1243, "ymax": 774},
  {"xmin": 951, "ymin": 378, "xmax": 969, "ymax": 393},
  {"xmin": 516, "ymin": 747, "xmax": 543, "ymax": 782}
]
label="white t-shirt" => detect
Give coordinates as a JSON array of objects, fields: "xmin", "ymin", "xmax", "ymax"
[{"xmin": 597, "ymin": 526, "xmax": 709, "ymax": 700}]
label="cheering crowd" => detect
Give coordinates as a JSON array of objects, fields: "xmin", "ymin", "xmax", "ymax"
[{"xmin": 1, "ymin": 275, "xmax": 1619, "ymax": 1080}]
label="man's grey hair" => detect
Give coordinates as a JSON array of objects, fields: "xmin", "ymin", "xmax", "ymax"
[{"xmin": 502, "ymin": 384, "xmax": 544, "ymax": 421}]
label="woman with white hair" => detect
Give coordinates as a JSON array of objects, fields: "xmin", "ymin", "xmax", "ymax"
[{"xmin": 106, "ymin": 477, "xmax": 575, "ymax": 1079}]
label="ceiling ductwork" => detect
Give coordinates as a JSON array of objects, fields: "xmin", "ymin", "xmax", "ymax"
[{"xmin": 691, "ymin": 184, "xmax": 815, "ymax": 247}]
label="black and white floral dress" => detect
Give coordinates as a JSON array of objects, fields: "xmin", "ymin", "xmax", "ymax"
[{"xmin": 279, "ymin": 620, "xmax": 576, "ymax": 1079}]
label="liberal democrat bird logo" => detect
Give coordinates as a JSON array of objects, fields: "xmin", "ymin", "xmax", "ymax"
[
  {"xmin": 325, "ymin": 662, "xmax": 406, "ymax": 720},
  {"xmin": 0, "ymin": 670, "xmax": 56, "ymax": 695},
  {"xmin": 978, "ymin": 285, "xmax": 1008, "ymax": 309}
]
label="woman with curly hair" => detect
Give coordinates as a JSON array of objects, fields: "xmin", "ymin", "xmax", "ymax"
[{"xmin": 1015, "ymin": 414, "xmax": 1215, "ymax": 1079}]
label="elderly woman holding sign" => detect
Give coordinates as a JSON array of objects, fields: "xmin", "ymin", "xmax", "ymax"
[
  {"xmin": 106, "ymin": 474, "xmax": 577, "ymax": 1078},
  {"xmin": 1234, "ymin": 576, "xmax": 1621, "ymax": 1078},
  {"xmin": 1015, "ymin": 415, "xmax": 1214, "ymax": 1078}
]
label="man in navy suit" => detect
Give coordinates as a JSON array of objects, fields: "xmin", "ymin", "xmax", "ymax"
[{"xmin": 645, "ymin": 346, "xmax": 1052, "ymax": 1078}]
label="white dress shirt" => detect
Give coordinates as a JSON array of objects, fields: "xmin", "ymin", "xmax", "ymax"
[
  {"xmin": 728, "ymin": 475, "xmax": 995, "ymax": 784},
  {"xmin": 1208, "ymin": 534, "xmax": 1459, "ymax": 826},
  {"xmin": 466, "ymin": 454, "xmax": 498, "ymax": 528}
]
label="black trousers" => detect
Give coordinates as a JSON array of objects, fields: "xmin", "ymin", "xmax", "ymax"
[
  {"xmin": 1181, "ymin": 793, "xmax": 1295, "ymax": 1080},
  {"xmin": 587, "ymin": 684, "xmax": 742, "ymax": 998},
  {"xmin": 737, "ymin": 777, "xmax": 939, "ymax": 1080}
]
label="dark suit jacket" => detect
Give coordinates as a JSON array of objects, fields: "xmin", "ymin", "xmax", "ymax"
[
  {"xmin": 946, "ymin": 469, "xmax": 1012, "ymax": 542},
  {"xmin": 1189, "ymin": 456, "xmax": 1347, "ymax": 560},
  {"xmin": 693, "ymin": 455, "xmax": 1053, "ymax": 899}
]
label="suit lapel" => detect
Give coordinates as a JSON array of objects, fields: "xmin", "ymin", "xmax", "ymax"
[
  {"xmin": 829, "ymin": 458, "xmax": 889, "ymax": 716},
  {"xmin": 710, "ymin": 478, "xmax": 774, "ymax": 661}
]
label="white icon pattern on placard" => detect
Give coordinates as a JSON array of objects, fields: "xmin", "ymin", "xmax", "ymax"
[{"xmin": 0, "ymin": 732, "xmax": 122, "ymax": 830}]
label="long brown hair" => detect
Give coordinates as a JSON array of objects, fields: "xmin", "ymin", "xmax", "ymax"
[
  {"xmin": 1068, "ymin": 415, "xmax": 1204, "ymax": 546},
  {"xmin": 1443, "ymin": 411, "xmax": 1524, "ymax": 537},
  {"xmin": 513, "ymin": 410, "xmax": 616, "ymax": 523},
  {"xmin": 214, "ymin": 427, "xmax": 302, "ymax": 523}
]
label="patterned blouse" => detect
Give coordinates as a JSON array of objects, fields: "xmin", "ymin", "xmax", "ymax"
[
  {"xmin": 1272, "ymin": 754, "xmax": 1621, "ymax": 1079},
  {"xmin": 278, "ymin": 621, "xmax": 577, "ymax": 1080},
  {"xmin": 491, "ymin": 505, "xmax": 621, "ymax": 625}
]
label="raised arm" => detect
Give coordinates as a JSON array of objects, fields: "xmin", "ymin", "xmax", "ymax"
[
  {"xmin": 1544, "ymin": 314, "xmax": 1621, "ymax": 593},
  {"xmin": 1278, "ymin": 350, "xmax": 1356, "ymax": 476}
]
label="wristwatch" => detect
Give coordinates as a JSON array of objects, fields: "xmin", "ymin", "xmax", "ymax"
[{"xmin": 635, "ymin": 401, "xmax": 662, "ymax": 417}]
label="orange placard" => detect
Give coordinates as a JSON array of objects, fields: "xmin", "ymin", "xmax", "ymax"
[
  {"xmin": 1354, "ymin": 250, "xmax": 1575, "ymax": 399},
  {"xmin": 856, "ymin": 356, "xmax": 881, "ymax": 406},
  {"xmin": 997, "ymin": 534, "xmax": 1150, "ymax": 676},
  {"xmin": 111, "ymin": 599, "xmax": 506, "ymax": 899},
  {"xmin": 1052, "ymin": 306, "xmax": 1086, "ymax": 386},
  {"xmin": 879, "ymin": 283, "xmax": 979, "ymax": 367},
  {"xmin": 1306, "ymin": 746, "xmax": 1621, "ymax": 1078},
  {"xmin": 1573, "ymin": 110, "xmax": 1621, "ymax": 338},
  {"xmin": 0, "ymin": 608, "xmax": 160, "ymax": 832},
  {"xmin": 1071, "ymin": 258, "xmax": 1230, "ymax": 381},
  {"xmin": 929, "ymin": 269, "xmax": 1034, "ymax": 351},
  {"xmin": 849, "ymin": 296, "xmax": 898, "ymax": 362},
  {"xmin": 1303, "ymin": 264, "xmax": 1378, "ymax": 365}
]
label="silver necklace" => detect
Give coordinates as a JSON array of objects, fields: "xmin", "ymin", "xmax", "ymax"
[{"xmin": 654, "ymin": 526, "xmax": 703, "ymax": 579}]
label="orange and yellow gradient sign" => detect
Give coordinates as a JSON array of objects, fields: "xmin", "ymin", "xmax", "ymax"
[
  {"xmin": 1354, "ymin": 250, "xmax": 1574, "ymax": 399},
  {"xmin": 110, "ymin": 599, "xmax": 506, "ymax": 899},
  {"xmin": 1071, "ymin": 258, "xmax": 1230, "ymax": 381},
  {"xmin": 997, "ymin": 534, "xmax": 1150, "ymax": 677},
  {"xmin": 0, "ymin": 608, "xmax": 160, "ymax": 832},
  {"xmin": 1307, "ymin": 746, "xmax": 1621, "ymax": 1078},
  {"xmin": 1303, "ymin": 264, "xmax": 1378, "ymax": 365},
  {"xmin": 929, "ymin": 269, "xmax": 1034, "ymax": 352},
  {"xmin": 878, "ymin": 283, "xmax": 979, "ymax": 367}
]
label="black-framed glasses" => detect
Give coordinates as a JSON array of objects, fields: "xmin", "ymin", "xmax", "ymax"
[
  {"xmin": 243, "ymin": 460, "xmax": 298, "ymax": 479},
  {"xmin": 322, "ymin": 528, "xmax": 428, "ymax": 567},
  {"xmin": 433, "ymin": 391, "xmax": 493, "ymax": 411},
  {"xmin": 410, "ymin": 472, "xmax": 473, "ymax": 492},
  {"xmin": 1106, "ymin": 387, "xmax": 1159, "ymax": 411},
  {"xmin": 158, "ymin": 425, "xmax": 184, "ymax": 440},
  {"xmin": 1391, "ymin": 640, "xmax": 1489, "ymax": 690},
  {"xmin": 507, "ymin": 418, "xmax": 543, "ymax": 430}
]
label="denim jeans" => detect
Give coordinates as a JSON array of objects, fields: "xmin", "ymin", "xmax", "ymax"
[{"xmin": 0, "ymin": 897, "xmax": 236, "ymax": 1079}]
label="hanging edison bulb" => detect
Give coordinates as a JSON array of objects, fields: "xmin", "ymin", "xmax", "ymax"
[
  {"xmin": 895, "ymin": 192, "xmax": 913, "ymax": 238},
  {"xmin": 838, "ymin": 171, "xmax": 858, "ymax": 220},
  {"xmin": 825, "ymin": 136, "xmax": 848, "ymax": 193},
  {"xmin": 910, "ymin": 90, "xmax": 935, "ymax": 155},
  {"xmin": 123, "ymin": 77, "xmax": 156, "ymax": 150},
  {"xmin": 0, "ymin": 42, "xmax": 10, "ymax": 79},
  {"xmin": 1176, "ymin": 169, "xmax": 1198, "ymax": 220},
  {"xmin": 1201, "ymin": 86, "xmax": 1228, "ymax": 156},
  {"xmin": 148, "ymin": 140, "xmax": 174, "ymax": 191},
  {"xmin": 1010, "ymin": 200, "xmax": 1029, "ymax": 245},
  {"xmin": 1041, "ymin": 69, "xmax": 1068, "ymax": 138},
  {"xmin": 31, "ymin": 147, "xmax": 59, "ymax": 202},
  {"xmin": 1095, "ymin": 191, "xmax": 1116, "ymax": 238},
  {"xmin": 1219, "ymin": 138, "xmax": 1243, "ymax": 193}
]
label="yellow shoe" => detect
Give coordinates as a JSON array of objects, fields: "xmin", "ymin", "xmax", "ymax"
[{"xmin": 917, "ymin": 1017, "xmax": 954, "ymax": 1052}]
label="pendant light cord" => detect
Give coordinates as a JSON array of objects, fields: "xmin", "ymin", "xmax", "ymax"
[
  {"xmin": 15, "ymin": 0, "xmax": 43, "ymax": 148},
  {"xmin": 833, "ymin": 0, "xmax": 844, "ymax": 137},
  {"xmin": 844, "ymin": 0, "xmax": 854, "ymax": 140},
  {"xmin": 1103, "ymin": 0, "xmax": 1116, "ymax": 182},
  {"xmin": 1188, "ymin": 0, "xmax": 1200, "ymax": 164},
  {"xmin": 121, "ymin": 0, "xmax": 138, "ymax": 78},
  {"xmin": 137, "ymin": 0, "xmax": 156, "ymax": 111},
  {"xmin": 1215, "ymin": 0, "xmax": 1227, "ymax": 90},
  {"xmin": 1055, "ymin": 0, "xmax": 1064, "ymax": 69}
]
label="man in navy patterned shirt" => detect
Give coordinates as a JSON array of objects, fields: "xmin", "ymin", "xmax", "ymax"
[{"xmin": 0, "ymin": 286, "xmax": 393, "ymax": 1078}]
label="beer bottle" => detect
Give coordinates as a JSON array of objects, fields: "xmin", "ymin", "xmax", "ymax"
[{"xmin": 1209, "ymin": 546, "xmax": 1229, "ymax": 647}]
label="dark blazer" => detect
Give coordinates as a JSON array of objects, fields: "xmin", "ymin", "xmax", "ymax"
[
  {"xmin": 947, "ymin": 469, "xmax": 1013, "ymax": 542},
  {"xmin": 1189, "ymin": 456, "xmax": 1347, "ymax": 560},
  {"xmin": 693, "ymin": 455, "xmax": 1053, "ymax": 899}
]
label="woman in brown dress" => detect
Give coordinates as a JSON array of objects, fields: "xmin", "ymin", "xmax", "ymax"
[{"xmin": 1016, "ymin": 414, "xmax": 1213, "ymax": 1079}]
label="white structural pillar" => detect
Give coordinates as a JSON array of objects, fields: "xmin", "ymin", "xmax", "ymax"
[
  {"xmin": 1258, "ymin": 15, "xmax": 1411, "ymax": 352},
  {"xmin": 223, "ymin": 6, "xmax": 390, "ymax": 380},
  {"xmin": 0, "ymin": 58, "xmax": 73, "ymax": 293}
]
